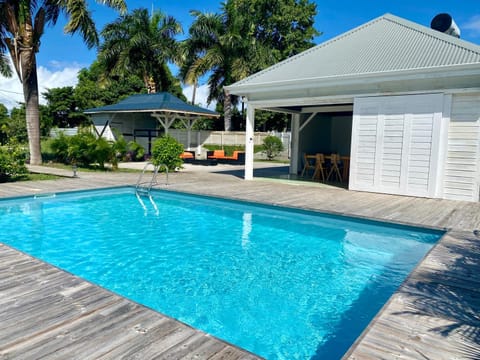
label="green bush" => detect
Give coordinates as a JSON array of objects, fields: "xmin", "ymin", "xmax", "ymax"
[
  {"xmin": 49, "ymin": 129, "xmax": 127, "ymax": 169},
  {"xmin": 151, "ymin": 135, "xmax": 183, "ymax": 172},
  {"xmin": 41, "ymin": 138, "xmax": 59, "ymax": 162},
  {"xmin": 67, "ymin": 131, "xmax": 97, "ymax": 167},
  {"xmin": 127, "ymin": 141, "xmax": 145, "ymax": 161},
  {"xmin": 110, "ymin": 135, "xmax": 127, "ymax": 169},
  {"xmin": 262, "ymin": 135, "xmax": 284, "ymax": 160},
  {"xmin": 0, "ymin": 141, "xmax": 28, "ymax": 182},
  {"xmin": 49, "ymin": 132, "xmax": 70, "ymax": 163}
]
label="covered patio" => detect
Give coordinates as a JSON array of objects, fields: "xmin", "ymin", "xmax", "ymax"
[{"xmin": 226, "ymin": 13, "xmax": 480, "ymax": 202}]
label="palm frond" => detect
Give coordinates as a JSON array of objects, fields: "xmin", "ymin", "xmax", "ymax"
[
  {"xmin": 32, "ymin": 6, "xmax": 45, "ymax": 51},
  {"xmin": 95, "ymin": 0, "xmax": 126, "ymax": 15},
  {"xmin": 0, "ymin": 52, "xmax": 13, "ymax": 77},
  {"xmin": 63, "ymin": 0, "xmax": 98, "ymax": 48}
]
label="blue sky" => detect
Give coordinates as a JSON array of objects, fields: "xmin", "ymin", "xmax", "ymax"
[{"xmin": 1, "ymin": 0, "xmax": 480, "ymax": 109}]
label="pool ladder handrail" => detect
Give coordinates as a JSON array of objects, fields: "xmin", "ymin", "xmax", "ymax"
[
  {"xmin": 135, "ymin": 162, "xmax": 169, "ymax": 195},
  {"xmin": 135, "ymin": 162, "xmax": 167, "ymax": 214}
]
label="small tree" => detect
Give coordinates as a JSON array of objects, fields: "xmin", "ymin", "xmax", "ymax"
[
  {"xmin": 0, "ymin": 140, "xmax": 28, "ymax": 182},
  {"xmin": 262, "ymin": 135, "xmax": 284, "ymax": 160},
  {"xmin": 151, "ymin": 135, "xmax": 183, "ymax": 171}
]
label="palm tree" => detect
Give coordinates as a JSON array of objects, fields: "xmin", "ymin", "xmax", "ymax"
[
  {"xmin": 184, "ymin": 7, "xmax": 273, "ymax": 131},
  {"xmin": 99, "ymin": 8, "xmax": 182, "ymax": 94},
  {"xmin": 0, "ymin": 0, "xmax": 127, "ymax": 165},
  {"xmin": 177, "ymin": 39, "xmax": 200, "ymax": 105},
  {"xmin": 183, "ymin": 0, "xmax": 318, "ymax": 131}
]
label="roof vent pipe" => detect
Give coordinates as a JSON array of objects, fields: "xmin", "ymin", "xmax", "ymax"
[{"xmin": 430, "ymin": 13, "xmax": 461, "ymax": 38}]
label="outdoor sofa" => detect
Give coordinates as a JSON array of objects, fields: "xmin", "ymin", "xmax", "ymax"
[{"xmin": 206, "ymin": 150, "xmax": 245, "ymax": 164}]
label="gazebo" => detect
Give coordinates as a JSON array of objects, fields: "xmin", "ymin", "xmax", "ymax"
[{"xmin": 84, "ymin": 92, "xmax": 219, "ymax": 154}]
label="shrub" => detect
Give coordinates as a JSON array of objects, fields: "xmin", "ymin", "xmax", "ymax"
[
  {"xmin": 0, "ymin": 141, "xmax": 28, "ymax": 182},
  {"xmin": 262, "ymin": 135, "xmax": 284, "ymax": 160},
  {"xmin": 49, "ymin": 129, "xmax": 128, "ymax": 169},
  {"xmin": 127, "ymin": 141, "xmax": 145, "ymax": 161},
  {"xmin": 110, "ymin": 135, "xmax": 128, "ymax": 169},
  {"xmin": 151, "ymin": 135, "xmax": 183, "ymax": 172},
  {"xmin": 49, "ymin": 132, "xmax": 70, "ymax": 163},
  {"xmin": 67, "ymin": 131, "xmax": 97, "ymax": 167}
]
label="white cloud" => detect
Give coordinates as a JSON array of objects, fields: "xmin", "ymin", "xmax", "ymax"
[
  {"xmin": 1, "ymin": 63, "xmax": 217, "ymax": 113},
  {"xmin": 182, "ymin": 84, "xmax": 217, "ymax": 111},
  {"xmin": 0, "ymin": 63, "xmax": 81, "ymax": 111},
  {"xmin": 463, "ymin": 15, "xmax": 480, "ymax": 36}
]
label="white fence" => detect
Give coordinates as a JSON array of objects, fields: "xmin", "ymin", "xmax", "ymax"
[{"xmin": 169, "ymin": 129, "xmax": 290, "ymax": 150}]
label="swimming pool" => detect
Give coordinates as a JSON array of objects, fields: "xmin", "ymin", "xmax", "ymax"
[{"xmin": 0, "ymin": 187, "xmax": 442, "ymax": 359}]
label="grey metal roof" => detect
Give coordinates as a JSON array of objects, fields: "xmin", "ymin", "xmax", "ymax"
[
  {"xmin": 227, "ymin": 13, "xmax": 480, "ymax": 89},
  {"xmin": 84, "ymin": 92, "xmax": 219, "ymax": 117}
]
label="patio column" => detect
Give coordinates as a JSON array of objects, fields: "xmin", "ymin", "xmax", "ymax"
[
  {"xmin": 245, "ymin": 104, "xmax": 255, "ymax": 180},
  {"xmin": 291, "ymin": 113, "xmax": 300, "ymax": 174}
]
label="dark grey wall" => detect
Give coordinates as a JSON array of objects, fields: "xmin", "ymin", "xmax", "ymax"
[{"xmin": 297, "ymin": 112, "xmax": 352, "ymax": 170}]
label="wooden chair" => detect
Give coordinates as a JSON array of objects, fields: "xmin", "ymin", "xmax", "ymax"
[
  {"xmin": 301, "ymin": 153, "xmax": 316, "ymax": 177},
  {"xmin": 313, "ymin": 153, "xmax": 326, "ymax": 182},
  {"xmin": 327, "ymin": 153, "xmax": 343, "ymax": 182}
]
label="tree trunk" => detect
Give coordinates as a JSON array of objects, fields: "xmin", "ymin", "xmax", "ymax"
[
  {"xmin": 145, "ymin": 74, "xmax": 156, "ymax": 94},
  {"xmin": 22, "ymin": 52, "xmax": 42, "ymax": 165},
  {"xmin": 191, "ymin": 79, "xmax": 197, "ymax": 105},
  {"xmin": 224, "ymin": 90, "xmax": 232, "ymax": 131}
]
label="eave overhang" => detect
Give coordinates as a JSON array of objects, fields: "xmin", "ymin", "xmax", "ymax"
[{"xmin": 226, "ymin": 63, "xmax": 480, "ymax": 102}]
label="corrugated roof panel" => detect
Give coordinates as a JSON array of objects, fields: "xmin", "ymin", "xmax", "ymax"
[{"xmin": 230, "ymin": 14, "xmax": 480, "ymax": 88}]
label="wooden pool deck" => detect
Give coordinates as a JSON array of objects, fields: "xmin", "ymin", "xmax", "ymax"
[{"xmin": 0, "ymin": 163, "xmax": 479, "ymax": 359}]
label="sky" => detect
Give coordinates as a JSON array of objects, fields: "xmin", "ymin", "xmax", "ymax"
[{"xmin": 1, "ymin": 0, "xmax": 480, "ymax": 111}]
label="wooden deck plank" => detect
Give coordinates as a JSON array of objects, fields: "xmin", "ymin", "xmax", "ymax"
[
  {"xmin": 0, "ymin": 244, "xmax": 261, "ymax": 360},
  {"xmin": 344, "ymin": 230, "xmax": 480, "ymax": 359},
  {"xmin": 2, "ymin": 300, "xmax": 145, "ymax": 359},
  {"xmin": 1, "ymin": 164, "xmax": 480, "ymax": 359}
]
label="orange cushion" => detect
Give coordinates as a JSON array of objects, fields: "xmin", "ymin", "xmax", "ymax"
[{"xmin": 180, "ymin": 152, "xmax": 194, "ymax": 159}]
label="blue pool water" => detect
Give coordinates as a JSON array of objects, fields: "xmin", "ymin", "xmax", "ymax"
[{"xmin": 0, "ymin": 188, "xmax": 442, "ymax": 359}]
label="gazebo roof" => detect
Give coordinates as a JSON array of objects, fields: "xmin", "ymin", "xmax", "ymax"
[{"xmin": 84, "ymin": 92, "xmax": 219, "ymax": 118}]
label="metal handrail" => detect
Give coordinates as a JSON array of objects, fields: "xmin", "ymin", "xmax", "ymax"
[{"xmin": 135, "ymin": 162, "xmax": 169, "ymax": 194}]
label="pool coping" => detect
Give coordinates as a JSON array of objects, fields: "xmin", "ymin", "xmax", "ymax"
[{"xmin": 343, "ymin": 228, "xmax": 480, "ymax": 359}]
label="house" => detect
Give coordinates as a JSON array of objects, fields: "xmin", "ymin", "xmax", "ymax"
[
  {"xmin": 225, "ymin": 13, "xmax": 480, "ymax": 202},
  {"xmin": 84, "ymin": 92, "xmax": 219, "ymax": 154}
]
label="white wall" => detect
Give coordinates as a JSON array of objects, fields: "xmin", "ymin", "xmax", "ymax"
[
  {"xmin": 350, "ymin": 94, "xmax": 444, "ymax": 198},
  {"xmin": 443, "ymin": 93, "xmax": 480, "ymax": 201}
]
